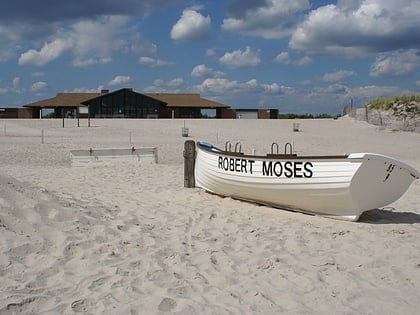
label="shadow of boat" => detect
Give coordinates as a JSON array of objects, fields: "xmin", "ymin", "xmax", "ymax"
[{"xmin": 359, "ymin": 207, "xmax": 420, "ymax": 224}]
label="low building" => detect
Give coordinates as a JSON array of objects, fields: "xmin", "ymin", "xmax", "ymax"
[
  {"xmin": 23, "ymin": 92, "xmax": 102, "ymax": 118},
  {"xmin": 220, "ymin": 108, "xmax": 279, "ymax": 119},
  {"xmin": 23, "ymin": 88, "xmax": 229, "ymax": 119},
  {"xmin": 0, "ymin": 107, "xmax": 34, "ymax": 119}
]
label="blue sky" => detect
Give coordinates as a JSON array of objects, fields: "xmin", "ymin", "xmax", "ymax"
[{"xmin": 1, "ymin": 0, "xmax": 419, "ymax": 114}]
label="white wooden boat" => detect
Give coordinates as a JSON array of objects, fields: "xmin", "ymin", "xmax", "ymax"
[{"xmin": 194, "ymin": 141, "xmax": 419, "ymax": 221}]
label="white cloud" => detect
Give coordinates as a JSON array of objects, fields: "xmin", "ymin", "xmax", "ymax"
[
  {"xmin": 108, "ymin": 75, "xmax": 132, "ymax": 86},
  {"xmin": 295, "ymin": 56, "xmax": 312, "ymax": 66},
  {"xmin": 71, "ymin": 16, "xmax": 128, "ymax": 67},
  {"xmin": 191, "ymin": 64, "xmax": 225, "ymax": 78},
  {"xmin": 198, "ymin": 78, "xmax": 245, "ymax": 94},
  {"xmin": 168, "ymin": 78, "xmax": 184, "ymax": 87},
  {"xmin": 290, "ymin": 0, "xmax": 420, "ymax": 56},
  {"xmin": 17, "ymin": 16, "xmax": 135, "ymax": 67},
  {"xmin": 205, "ymin": 48, "xmax": 216, "ymax": 57},
  {"xmin": 370, "ymin": 49, "xmax": 420, "ymax": 78},
  {"xmin": 222, "ymin": 0, "xmax": 310, "ymax": 39},
  {"xmin": 139, "ymin": 56, "xmax": 171, "ymax": 67},
  {"xmin": 143, "ymin": 78, "xmax": 186, "ymax": 93},
  {"xmin": 219, "ymin": 46, "xmax": 261, "ymax": 69},
  {"xmin": 350, "ymin": 84, "xmax": 405, "ymax": 104},
  {"xmin": 12, "ymin": 77, "xmax": 20, "ymax": 89},
  {"xmin": 196, "ymin": 77, "xmax": 291, "ymax": 96},
  {"xmin": 170, "ymin": 9, "xmax": 211, "ymax": 41},
  {"xmin": 275, "ymin": 51, "xmax": 312, "ymax": 66},
  {"xmin": 31, "ymin": 81, "xmax": 47, "ymax": 92},
  {"xmin": 18, "ymin": 38, "xmax": 72, "ymax": 66},
  {"xmin": 129, "ymin": 33, "xmax": 157, "ymax": 56},
  {"xmin": 322, "ymin": 70, "xmax": 356, "ymax": 82},
  {"xmin": 261, "ymin": 83, "xmax": 293, "ymax": 94},
  {"xmin": 66, "ymin": 86, "xmax": 105, "ymax": 93},
  {"xmin": 275, "ymin": 52, "xmax": 291, "ymax": 64}
]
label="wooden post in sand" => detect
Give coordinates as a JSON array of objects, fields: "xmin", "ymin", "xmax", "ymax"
[{"xmin": 184, "ymin": 140, "xmax": 196, "ymax": 188}]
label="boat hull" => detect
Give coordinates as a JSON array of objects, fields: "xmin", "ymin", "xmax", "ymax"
[{"xmin": 194, "ymin": 142, "xmax": 419, "ymax": 221}]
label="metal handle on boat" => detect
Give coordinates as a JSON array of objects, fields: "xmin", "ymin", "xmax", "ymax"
[
  {"xmin": 234, "ymin": 142, "xmax": 242, "ymax": 153},
  {"xmin": 225, "ymin": 141, "xmax": 232, "ymax": 152},
  {"xmin": 271, "ymin": 142, "xmax": 279, "ymax": 155},
  {"xmin": 284, "ymin": 142, "xmax": 293, "ymax": 155}
]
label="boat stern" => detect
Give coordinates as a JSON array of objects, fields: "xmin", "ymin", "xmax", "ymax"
[{"xmin": 349, "ymin": 153, "xmax": 419, "ymax": 211}]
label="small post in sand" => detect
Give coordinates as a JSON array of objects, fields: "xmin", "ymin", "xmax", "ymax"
[{"xmin": 184, "ymin": 140, "xmax": 196, "ymax": 188}]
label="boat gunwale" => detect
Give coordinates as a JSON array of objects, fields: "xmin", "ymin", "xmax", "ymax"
[{"xmin": 196, "ymin": 142, "xmax": 349, "ymax": 160}]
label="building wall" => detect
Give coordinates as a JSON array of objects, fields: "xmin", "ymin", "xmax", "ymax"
[
  {"xmin": 17, "ymin": 108, "xmax": 34, "ymax": 118},
  {"xmin": 258, "ymin": 109, "xmax": 278, "ymax": 119},
  {"xmin": 88, "ymin": 90, "xmax": 165, "ymax": 118},
  {"xmin": 220, "ymin": 108, "xmax": 236, "ymax": 119},
  {"xmin": 236, "ymin": 111, "xmax": 258, "ymax": 119},
  {"xmin": 0, "ymin": 108, "xmax": 34, "ymax": 118},
  {"xmin": 0, "ymin": 108, "xmax": 17, "ymax": 118}
]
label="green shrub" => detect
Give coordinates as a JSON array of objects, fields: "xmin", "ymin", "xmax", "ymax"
[{"xmin": 366, "ymin": 94, "xmax": 420, "ymax": 111}]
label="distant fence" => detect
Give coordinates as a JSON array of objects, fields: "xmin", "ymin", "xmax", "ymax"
[{"xmin": 346, "ymin": 107, "xmax": 420, "ymax": 133}]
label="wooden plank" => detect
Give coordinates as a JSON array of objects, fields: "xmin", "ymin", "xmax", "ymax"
[{"xmin": 184, "ymin": 140, "xmax": 196, "ymax": 188}]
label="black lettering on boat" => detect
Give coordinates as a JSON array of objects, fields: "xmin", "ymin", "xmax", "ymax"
[
  {"xmin": 284, "ymin": 161, "xmax": 293, "ymax": 178},
  {"xmin": 304, "ymin": 162, "xmax": 313, "ymax": 178},
  {"xmin": 294, "ymin": 161, "xmax": 303, "ymax": 178},
  {"xmin": 217, "ymin": 156, "xmax": 255, "ymax": 175},
  {"xmin": 218, "ymin": 156, "xmax": 312, "ymax": 178},
  {"xmin": 248, "ymin": 160, "xmax": 255, "ymax": 174},
  {"xmin": 262, "ymin": 161, "xmax": 273, "ymax": 176},
  {"xmin": 273, "ymin": 161, "xmax": 283, "ymax": 177},
  {"xmin": 241, "ymin": 159, "xmax": 247, "ymax": 173},
  {"xmin": 229, "ymin": 158, "xmax": 235, "ymax": 171}
]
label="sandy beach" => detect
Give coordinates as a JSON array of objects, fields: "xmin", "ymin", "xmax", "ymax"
[{"xmin": 0, "ymin": 117, "xmax": 419, "ymax": 314}]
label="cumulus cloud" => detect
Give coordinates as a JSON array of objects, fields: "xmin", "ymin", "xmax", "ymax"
[
  {"xmin": 322, "ymin": 70, "xmax": 356, "ymax": 82},
  {"xmin": 295, "ymin": 56, "xmax": 312, "ymax": 66},
  {"xmin": 31, "ymin": 81, "xmax": 47, "ymax": 92},
  {"xmin": 197, "ymin": 78, "xmax": 255, "ymax": 94},
  {"xmin": 289, "ymin": 0, "xmax": 420, "ymax": 56},
  {"xmin": 143, "ymin": 78, "xmax": 186, "ymax": 93},
  {"xmin": 219, "ymin": 46, "xmax": 261, "ymax": 69},
  {"xmin": 275, "ymin": 51, "xmax": 312, "ymax": 66},
  {"xmin": 205, "ymin": 48, "xmax": 216, "ymax": 57},
  {"xmin": 170, "ymin": 9, "xmax": 211, "ymax": 41},
  {"xmin": 168, "ymin": 78, "xmax": 185, "ymax": 87},
  {"xmin": 370, "ymin": 49, "xmax": 420, "ymax": 78},
  {"xmin": 196, "ymin": 77, "xmax": 291, "ymax": 96},
  {"xmin": 71, "ymin": 16, "xmax": 128, "ymax": 67},
  {"xmin": 19, "ymin": 38, "xmax": 72, "ymax": 66},
  {"xmin": 261, "ymin": 82, "xmax": 293, "ymax": 94},
  {"xmin": 191, "ymin": 64, "xmax": 225, "ymax": 78},
  {"xmin": 222, "ymin": 0, "xmax": 310, "ymax": 39},
  {"xmin": 108, "ymin": 75, "xmax": 132, "ymax": 86},
  {"xmin": 130, "ymin": 33, "xmax": 157, "ymax": 56},
  {"xmin": 0, "ymin": 0, "xmax": 181, "ymax": 63},
  {"xmin": 139, "ymin": 57, "xmax": 171, "ymax": 67},
  {"xmin": 275, "ymin": 52, "xmax": 291, "ymax": 64},
  {"xmin": 12, "ymin": 77, "xmax": 20, "ymax": 90},
  {"xmin": 17, "ymin": 16, "xmax": 135, "ymax": 67}
]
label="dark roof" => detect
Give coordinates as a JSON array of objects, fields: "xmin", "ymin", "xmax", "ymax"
[
  {"xmin": 146, "ymin": 93, "xmax": 228, "ymax": 108},
  {"xmin": 24, "ymin": 89, "xmax": 229, "ymax": 109},
  {"xmin": 24, "ymin": 93, "xmax": 100, "ymax": 108}
]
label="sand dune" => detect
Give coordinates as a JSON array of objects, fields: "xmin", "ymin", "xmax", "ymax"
[{"xmin": 0, "ymin": 118, "xmax": 419, "ymax": 314}]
